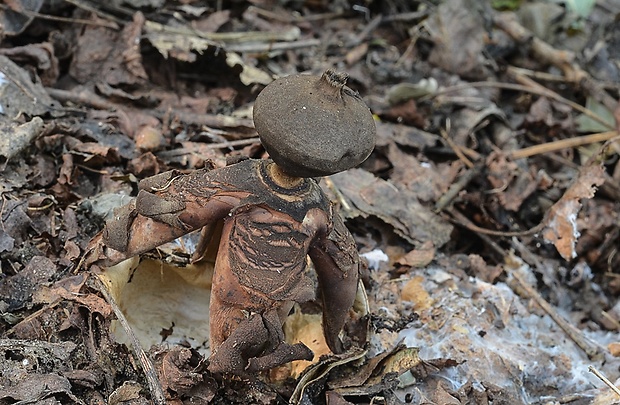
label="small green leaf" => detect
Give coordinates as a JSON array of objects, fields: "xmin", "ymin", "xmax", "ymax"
[
  {"xmin": 491, "ymin": 0, "xmax": 523, "ymax": 11},
  {"xmin": 564, "ymin": 0, "xmax": 596, "ymax": 18},
  {"xmin": 575, "ymin": 97, "xmax": 615, "ymax": 133}
]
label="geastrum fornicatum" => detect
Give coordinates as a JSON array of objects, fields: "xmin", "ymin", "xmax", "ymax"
[{"xmin": 85, "ymin": 69, "xmax": 376, "ymax": 375}]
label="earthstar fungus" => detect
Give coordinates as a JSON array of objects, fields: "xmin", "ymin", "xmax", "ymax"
[
  {"xmin": 85, "ymin": 69, "xmax": 376, "ymax": 375},
  {"xmin": 254, "ymin": 69, "xmax": 376, "ymax": 177}
]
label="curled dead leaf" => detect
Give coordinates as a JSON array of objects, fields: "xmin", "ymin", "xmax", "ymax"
[
  {"xmin": 541, "ymin": 163, "xmax": 605, "ymax": 260},
  {"xmin": 396, "ymin": 241, "xmax": 436, "ymax": 268}
]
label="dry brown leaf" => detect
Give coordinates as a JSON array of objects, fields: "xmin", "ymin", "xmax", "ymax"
[
  {"xmin": 70, "ymin": 13, "xmax": 147, "ymax": 86},
  {"xmin": 154, "ymin": 347, "xmax": 205, "ymax": 397},
  {"xmin": 608, "ymin": 342, "xmax": 620, "ymax": 357},
  {"xmin": 378, "ymin": 99, "xmax": 429, "ymax": 128},
  {"xmin": 396, "ymin": 241, "xmax": 436, "ymax": 268},
  {"xmin": 108, "ymin": 381, "xmax": 143, "ymax": 405},
  {"xmin": 541, "ymin": 163, "xmax": 606, "ymax": 260},
  {"xmin": 401, "ymin": 276, "xmax": 433, "ymax": 312},
  {"xmin": 0, "ymin": 256, "xmax": 56, "ymax": 311},
  {"xmin": 329, "ymin": 169, "xmax": 453, "ymax": 247},
  {"xmin": 33, "ymin": 273, "xmax": 112, "ymax": 317},
  {"xmin": 425, "ymin": 0, "xmax": 489, "ymax": 78},
  {"xmin": 486, "ymin": 151, "xmax": 538, "ymax": 211}
]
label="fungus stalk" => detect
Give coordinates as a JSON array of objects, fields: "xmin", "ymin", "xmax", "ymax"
[{"xmin": 267, "ymin": 162, "xmax": 303, "ymax": 189}]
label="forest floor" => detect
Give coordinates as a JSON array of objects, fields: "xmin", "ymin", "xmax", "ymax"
[{"xmin": 1, "ymin": 0, "xmax": 620, "ymax": 404}]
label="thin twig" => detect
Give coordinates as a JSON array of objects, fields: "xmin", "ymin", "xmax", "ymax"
[
  {"xmin": 446, "ymin": 208, "xmax": 508, "ymax": 258},
  {"xmin": 435, "ymin": 164, "xmax": 482, "ymax": 212},
  {"xmin": 0, "ymin": 4, "xmax": 119, "ymax": 29},
  {"xmin": 154, "ymin": 109, "xmax": 255, "ymax": 130},
  {"xmin": 248, "ymin": 6, "xmax": 345, "ymax": 23},
  {"xmin": 509, "ymin": 131, "xmax": 619, "ymax": 160},
  {"xmin": 323, "ymin": 177, "xmax": 352, "ymax": 212},
  {"xmin": 224, "ymin": 39, "xmax": 321, "ymax": 53},
  {"xmin": 62, "ymin": 0, "xmax": 126, "ymax": 25},
  {"xmin": 46, "ymin": 87, "xmax": 117, "ymax": 111},
  {"xmin": 93, "ymin": 275, "xmax": 167, "ymax": 405},
  {"xmin": 144, "ymin": 20, "xmax": 299, "ymax": 45},
  {"xmin": 508, "ymin": 66, "xmax": 620, "ymax": 91},
  {"xmin": 511, "ymin": 271, "xmax": 604, "ymax": 360},
  {"xmin": 447, "ymin": 206, "xmax": 542, "ymax": 237},
  {"xmin": 440, "ymin": 127, "xmax": 475, "ymax": 168},
  {"xmin": 382, "ymin": 10, "xmax": 431, "ymax": 22},
  {"xmin": 588, "ymin": 365, "xmax": 620, "ymax": 397},
  {"xmin": 155, "ymin": 138, "xmax": 261, "ymax": 160},
  {"xmin": 494, "ymin": 12, "xmax": 619, "ymax": 114}
]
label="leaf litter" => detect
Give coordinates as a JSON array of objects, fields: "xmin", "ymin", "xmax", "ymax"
[{"xmin": 1, "ymin": 0, "xmax": 620, "ymax": 404}]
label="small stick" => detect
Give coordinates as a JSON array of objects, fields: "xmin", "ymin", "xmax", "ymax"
[
  {"xmin": 440, "ymin": 127, "xmax": 475, "ymax": 169},
  {"xmin": 144, "ymin": 20, "xmax": 300, "ymax": 46},
  {"xmin": 494, "ymin": 12, "xmax": 619, "ymax": 115},
  {"xmin": 600, "ymin": 311, "xmax": 620, "ymax": 330},
  {"xmin": 224, "ymin": 38, "xmax": 322, "ymax": 53},
  {"xmin": 63, "ymin": 0, "xmax": 126, "ymax": 25},
  {"xmin": 92, "ymin": 275, "xmax": 167, "ymax": 405},
  {"xmin": 509, "ymin": 131, "xmax": 619, "ymax": 160},
  {"xmin": 446, "ymin": 208, "xmax": 507, "ymax": 258},
  {"xmin": 511, "ymin": 271, "xmax": 604, "ymax": 360},
  {"xmin": 323, "ymin": 177, "xmax": 351, "ymax": 212},
  {"xmin": 45, "ymin": 87, "xmax": 117, "ymax": 111},
  {"xmin": 446, "ymin": 206, "xmax": 542, "ymax": 237},
  {"xmin": 588, "ymin": 365, "xmax": 620, "ymax": 397},
  {"xmin": 348, "ymin": 14, "xmax": 382, "ymax": 46},
  {"xmin": 153, "ymin": 109, "xmax": 254, "ymax": 130},
  {"xmin": 434, "ymin": 164, "xmax": 482, "ymax": 212},
  {"xmin": 0, "ymin": 4, "xmax": 119, "ymax": 29},
  {"xmin": 248, "ymin": 6, "xmax": 345, "ymax": 23},
  {"xmin": 508, "ymin": 66, "xmax": 620, "ymax": 91},
  {"xmin": 155, "ymin": 138, "xmax": 260, "ymax": 158}
]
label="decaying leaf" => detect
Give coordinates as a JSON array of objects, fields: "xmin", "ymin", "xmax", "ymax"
[
  {"xmin": 486, "ymin": 151, "xmax": 538, "ymax": 212},
  {"xmin": 541, "ymin": 163, "xmax": 606, "ymax": 260},
  {"xmin": 108, "ymin": 381, "xmax": 144, "ymax": 405},
  {"xmin": 396, "ymin": 241, "xmax": 436, "ymax": 268},
  {"xmin": 33, "ymin": 273, "xmax": 111, "ymax": 318},
  {"xmin": 0, "ymin": 340, "xmax": 79, "ymax": 403},
  {"xmin": 329, "ymin": 168, "xmax": 453, "ymax": 247},
  {"xmin": 386, "ymin": 143, "xmax": 454, "ymax": 203},
  {"xmin": 0, "ymin": 42, "xmax": 59, "ymax": 85},
  {"xmin": 575, "ymin": 97, "xmax": 616, "ymax": 132},
  {"xmin": 226, "ymin": 52, "xmax": 273, "ymax": 86},
  {"xmin": 0, "ymin": 0, "xmax": 43, "ymax": 36},
  {"xmin": 153, "ymin": 347, "xmax": 209, "ymax": 398},
  {"xmin": 0, "ymin": 256, "xmax": 56, "ymax": 311},
  {"xmin": 426, "ymin": 0, "xmax": 490, "ymax": 78},
  {"xmin": 0, "ymin": 54, "xmax": 57, "ymax": 160},
  {"xmin": 70, "ymin": 12, "xmax": 147, "ymax": 86},
  {"xmin": 144, "ymin": 21, "xmax": 274, "ymax": 85},
  {"xmin": 0, "ymin": 373, "xmax": 76, "ymax": 403},
  {"xmin": 385, "ymin": 79, "xmax": 439, "ymax": 105},
  {"xmin": 290, "ymin": 348, "xmax": 368, "ymax": 405},
  {"xmin": 291, "ymin": 344, "xmax": 422, "ymax": 404}
]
